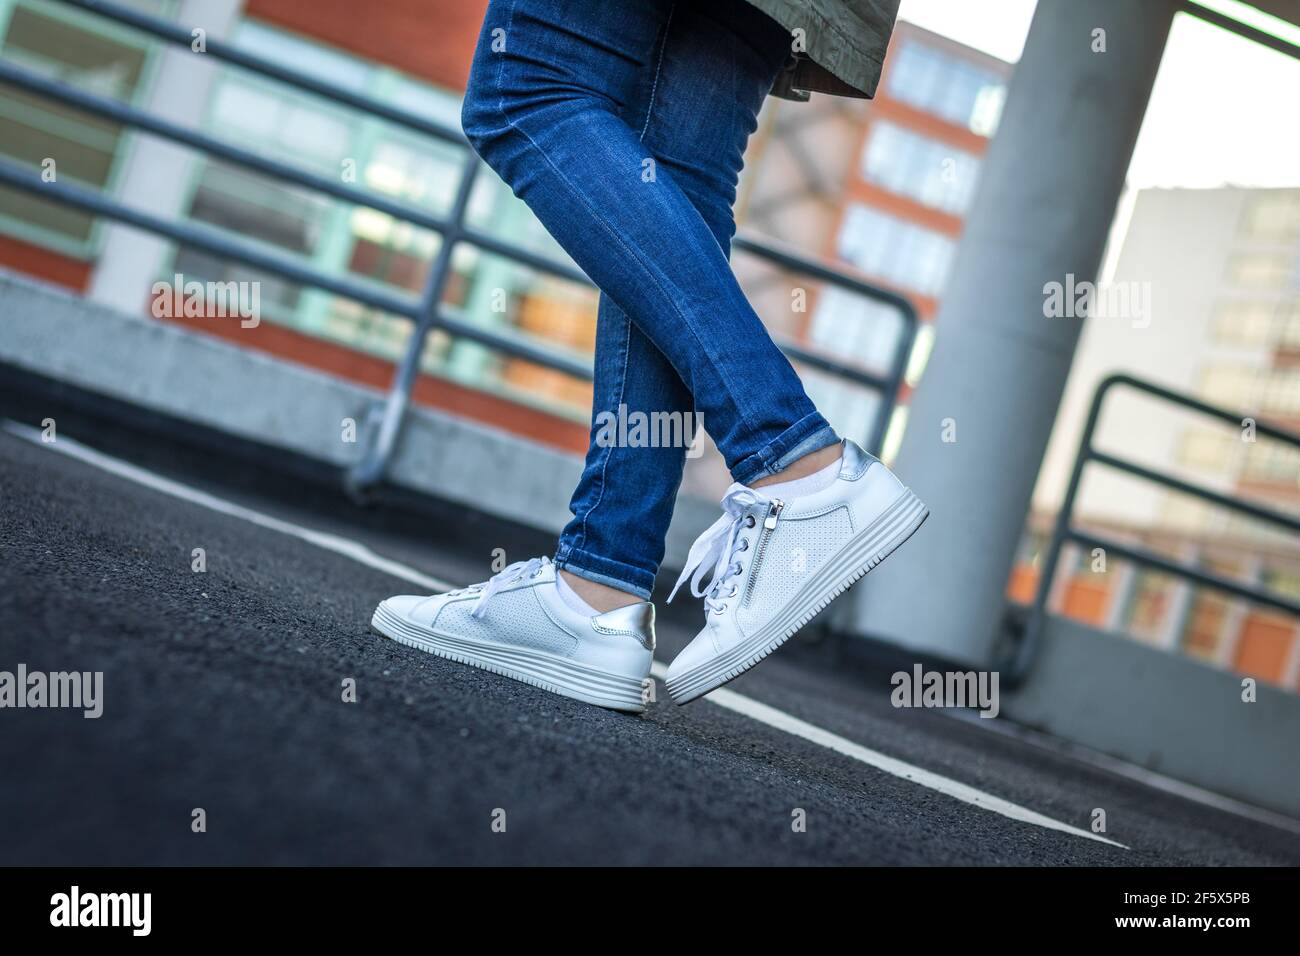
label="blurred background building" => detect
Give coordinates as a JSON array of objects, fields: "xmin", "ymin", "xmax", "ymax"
[
  {"xmin": 0, "ymin": 1, "xmax": 1007, "ymax": 467},
  {"xmin": 0, "ymin": 0, "xmax": 599, "ymax": 453},
  {"xmin": 1020, "ymin": 184, "xmax": 1300, "ymax": 686}
]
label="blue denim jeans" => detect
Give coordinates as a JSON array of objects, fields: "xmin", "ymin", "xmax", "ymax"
[{"xmin": 461, "ymin": 0, "xmax": 838, "ymax": 599}]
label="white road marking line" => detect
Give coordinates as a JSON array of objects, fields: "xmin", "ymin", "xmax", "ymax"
[
  {"xmin": 8, "ymin": 420, "xmax": 1125, "ymax": 849},
  {"xmin": 942, "ymin": 706, "xmax": 1300, "ymax": 837},
  {"xmin": 2, "ymin": 421, "xmax": 453, "ymax": 594},
  {"xmin": 650, "ymin": 662, "xmax": 1125, "ymax": 848}
]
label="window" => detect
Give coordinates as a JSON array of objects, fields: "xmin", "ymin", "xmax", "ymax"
[
  {"xmin": 861, "ymin": 121, "xmax": 981, "ymax": 214},
  {"xmin": 1240, "ymin": 190, "xmax": 1300, "ymax": 242},
  {"xmin": 174, "ymin": 22, "xmax": 369, "ymax": 327},
  {"xmin": 1262, "ymin": 566, "xmax": 1300, "ymax": 602},
  {"xmin": 808, "ymin": 285, "xmax": 907, "ymax": 370},
  {"xmin": 1213, "ymin": 299, "xmax": 1300, "ymax": 347},
  {"xmin": 176, "ymin": 161, "xmax": 330, "ymax": 317},
  {"xmin": 0, "ymin": 1, "xmax": 156, "ymax": 246},
  {"xmin": 388, "ymin": 75, "xmax": 463, "ymax": 131},
  {"xmin": 170, "ymin": 20, "xmax": 594, "ymax": 419},
  {"xmin": 837, "ymin": 203, "xmax": 956, "ymax": 296},
  {"xmin": 1122, "ymin": 570, "xmax": 1178, "ymax": 645},
  {"xmin": 1199, "ymin": 364, "xmax": 1257, "ymax": 409},
  {"xmin": 1285, "ymin": 308, "xmax": 1300, "ymax": 349},
  {"xmin": 1177, "ymin": 428, "xmax": 1236, "ymax": 474},
  {"xmin": 1226, "ymin": 250, "xmax": 1297, "ymax": 288},
  {"xmin": 208, "ymin": 76, "xmax": 357, "ymax": 173},
  {"xmin": 1261, "ymin": 368, "xmax": 1300, "ymax": 416},
  {"xmin": 1181, "ymin": 591, "xmax": 1230, "ymax": 661},
  {"xmin": 886, "ymin": 39, "xmax": 1007, "ymax": 135},
  {"xmin": 364, "ymin": 135, "xmax": 463, "ymax": 214},
  {"xmin": 1243, "ymin": 441, "xmax": 1300, "ymax": 486},
  {"xmin": 1201, "ymin": 364, "xmax": 1300, "ymax": 417},
  {"xmin": 189, "ymin": 164, "xmax": 327, "ymax": 256}
]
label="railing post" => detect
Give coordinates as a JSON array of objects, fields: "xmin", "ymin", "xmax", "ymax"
[
  {"xmin": 869, "ymin": 302, "xmax": 918, "ymax": 456},
  {"xmin": 346, "ymin": 153, "xmax": 482, "ymax": 497},
  {"xmin": 1002, "ymin": 375, "xmax": 1114, "ymax": 684}
]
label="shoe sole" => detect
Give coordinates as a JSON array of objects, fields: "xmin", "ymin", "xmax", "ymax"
[
  {"xmin": 666, "ymin": 488, "xmax": 929, "ymax": 705},
  {"xmin": 371, "ymin": 603, "xmax": 648, "ymax": 713}
]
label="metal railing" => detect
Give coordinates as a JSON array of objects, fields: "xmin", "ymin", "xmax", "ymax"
[
  {"xmin": 0, "ymin": 0, "xmax": 918, "ymax": 495},
  {"xmin": 1007, "ymin": 372, "xmax": 1300, "ymax": 682}
]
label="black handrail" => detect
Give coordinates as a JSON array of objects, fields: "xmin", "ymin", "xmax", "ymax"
[{"xmin": 1005, "ymin": 372, "xmax": 1300, "ymax": 683}]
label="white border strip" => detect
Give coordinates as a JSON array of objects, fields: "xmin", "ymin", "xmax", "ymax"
[
  {"xmin": 654, "ymin": 662, "xmax": 1123, "ymax": 847},
  {"xmin": 6, "ymin": 420, "xmax": 1124, "ymax": 849},
  {"xmin": 1, "ymin": 421, "xmax": 452, "ymax": 594}
]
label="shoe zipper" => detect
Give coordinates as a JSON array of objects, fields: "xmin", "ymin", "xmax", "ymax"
[{"xmin": 742, "ymin": 498, "xmax": 784, "ymax": 608}]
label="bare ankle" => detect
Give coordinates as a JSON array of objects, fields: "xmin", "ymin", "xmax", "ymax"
[
  {"xmin": 559, "ymin": 569, "xmax": 642, "ymax": 613},
  {"xmin": 752, "ymin": 442, "xmax": 841, "ymax": 489}
]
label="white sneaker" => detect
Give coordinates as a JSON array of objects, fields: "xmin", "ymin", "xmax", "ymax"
[
  {"xmin": 372, "ymin": 557, "xmax": 654, "ymax": 712},
  {"xmin": 664, "ymin": 440, "xmax": 927, "ymax": 704}
]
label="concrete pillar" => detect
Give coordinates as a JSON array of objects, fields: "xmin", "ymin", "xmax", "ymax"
[
  {"xmin": 842, "ymin": 0, "xmax": 1178, "ymax": 666},
  {"xmin": 86, "ymin": 0, "xmax": 245, "ymax": 313}
]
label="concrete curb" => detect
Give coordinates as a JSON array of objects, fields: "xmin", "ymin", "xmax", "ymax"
[{"xmin": 0, "ymin": 270, "xmax": 715, "ymax": 565}]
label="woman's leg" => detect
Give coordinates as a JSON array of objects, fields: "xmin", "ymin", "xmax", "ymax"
[
  {"xmin": 374, "ymin": 0, "xmax": 920, "ymax": 712},
  {"xmin": 557, "ymin": 297, "xmax": 693, "ymax": 606},
  {"xmin": 463, "ymin": 0, "xmax": 838, "ymax": 600}
]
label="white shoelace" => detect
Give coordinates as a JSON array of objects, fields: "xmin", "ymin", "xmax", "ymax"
[
  {"xmin": 669, "ymin": 483, "xmax": 772, "ymax": 614},
  {"xmin": 460, "ymin": 556, "xmax": 548, "ymax": 619}
]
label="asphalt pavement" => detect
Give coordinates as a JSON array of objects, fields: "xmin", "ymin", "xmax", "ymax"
[{"xmin": 2, "ymin": 421, "xmax": 1298, "ymax": 866}]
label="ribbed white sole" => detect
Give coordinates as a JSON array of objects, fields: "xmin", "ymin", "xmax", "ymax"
[
  {"xmin": 371, "ymin": 602, "xmax": 648, "ymax": 713},
  {"xmin": 667, "ymin": 488, "xmax": 929, "ymax": 704}
]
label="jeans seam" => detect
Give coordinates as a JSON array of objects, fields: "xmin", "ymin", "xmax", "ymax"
[
  {"xmin": 638, "ymin": 3, "xmax": 674, "ymax": 142},
  {"xmin": 571, "ymin": 4, "xmax": 671, "ymax": 554},
  {"xmin": 575, "ymin": 305, "xmax": 630, "ymax": 553},
  {"xmin": 486, "ymin": 5, "xmax": 763, "ymax": 443},
  {"xmin": 496, "ymin": 2, "xmax": 515, "ymax": 120}
]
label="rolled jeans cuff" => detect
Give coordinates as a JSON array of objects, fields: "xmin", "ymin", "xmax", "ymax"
[
  {"xmin": 730, "ymin": 412, "xmax": 840, "ymax": 486},
  {"xmin": 553, "ymin": 545, "xmax": 655, "ymax": 601}
]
